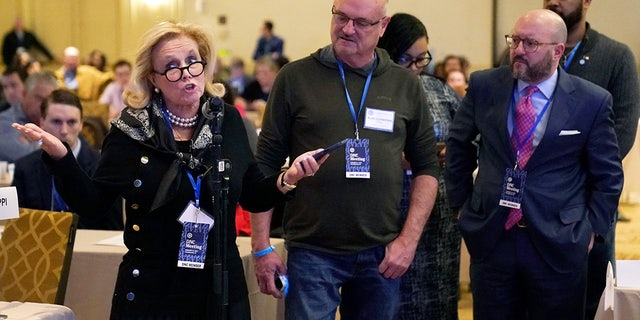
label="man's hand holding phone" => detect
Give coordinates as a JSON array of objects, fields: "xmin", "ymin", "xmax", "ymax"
[
  {"xmin": 279, "ymin": 139, "xmax": 347, "ymax": 192},
  {"xmin": 313, "ymin": 138, "xmax": 348, "ymax": 160},
  {"xmin": 274, "ymin": 272, "xmax": 289, "ymax": 297}
]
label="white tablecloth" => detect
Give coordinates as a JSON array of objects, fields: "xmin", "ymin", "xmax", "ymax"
[
  {"xmin": 595, "ymin": 260, "xmax": 640, "ymax": 320},
  {"xmin": 0, "ymin": 301, "xmax": 75, "ymax": 320},
  {"xmin": 64, "ymin": 230, "xmax": 285, "ymax": 320}
]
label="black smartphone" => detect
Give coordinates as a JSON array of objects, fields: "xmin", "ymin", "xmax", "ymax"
[
  {"xmin": 275, "ymin": 273, "xmax": 288, "ymax": 294},
  {"xmin": 313, "ymin": 139, "xmax": 348, "ymax": 160}
]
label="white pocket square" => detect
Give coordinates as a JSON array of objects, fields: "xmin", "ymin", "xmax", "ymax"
[{"xmin": 559, "ymin": 130, "xmax": 581, "ymax": 136}]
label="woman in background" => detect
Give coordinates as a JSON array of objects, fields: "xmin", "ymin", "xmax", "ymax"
[
  {"xmin": 87, "ymin": 49, "xmax": 107, "ymax": 72},
  {"xmin": 378, "ymin": 13, "xmax": 462, "ymax": 320}
]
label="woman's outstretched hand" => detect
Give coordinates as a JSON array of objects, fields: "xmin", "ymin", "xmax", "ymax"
[{"xmin": 11, "ymin": 122, "xmax": 68, "ymax": 160}]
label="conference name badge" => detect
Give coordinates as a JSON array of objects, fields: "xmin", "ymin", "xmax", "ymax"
[
  {"xmin": 345, "ymin": 138, "xmax": 370, "ymax": 179},
  {"xmin": 499, "ymin": 168, "xmax": 526, "ymax": 209},
  {"xmin": 363, "ymin": 107, "xmax": 395, "ymax": 132},
  {"xmin": 177, "ymin": 201, "xmax": 213, "ymax": 269}
]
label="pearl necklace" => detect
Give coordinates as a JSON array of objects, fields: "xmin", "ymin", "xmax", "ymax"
[{"xmin": 166, "ymin": 109, "xmax": 198, "ymax": 127}]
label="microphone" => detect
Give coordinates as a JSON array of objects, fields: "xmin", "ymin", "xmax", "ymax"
[
  {"xmin": 201, "ymin": 140, "xmax": 224, "ymax": 172},
  {"xmin": 200, "ymin": 96, "xmax": 225, "ymax": 169},
  {"xmin": 202, "ymin": 96, "xmax": 224, "ymax": 120},
  {"xmin": 214, "ymin": 134, "xmax": 223, "ymax": 145}
]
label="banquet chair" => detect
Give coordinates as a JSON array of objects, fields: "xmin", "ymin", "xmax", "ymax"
[{"xmin": 0, "ymin": 208, "xmax": 78, "ymax": 304}]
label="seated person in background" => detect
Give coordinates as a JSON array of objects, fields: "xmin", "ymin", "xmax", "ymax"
[
  {"xmin": 87, "ymin": 49, "xmax": 107, "ymax": 72},
  {"xmin": 240, "ymin": 55, "xmax": 279, "ymax": 118},
  {"xmin": 446, "ymin": 69, "xmax": 468, "ymax": 97},
  {"xmin": 435, "ymin": 54, "xmax": 470, "ymax": 80},
  {"xmin": 99, "ymin": 59, "xmax": 131, "ymax": 121},
  {"xmin": 275, "ymin": 55, "xmax": 290, "ymax": 69},
  {"xmin": 12, "ymin": 48, "xmax": 43, "ymax": 75},
  {"xmin": 227, "ymin": 57, "xmax": 254, "ymax": 97},
  {"xmin": 0, "ymin": 71, "xmax": 58, "ymax": 162},
  {"xmin": 0, "ymin": 66, "xmax": 27, "ymax": 113},
  {"xmin": 444, "ymin": 54, "xmax": 470, "ymax": 75},
  {"xmin": 212, "ymin": 57, "xmax": 230, "ymax": 83},
  {"xmin": 12, "ymin": 89, "xmax": 124, "ymax": 230},
  {"xmin": 54, "ymin": 46, "xmax": 112, "ymax": 101},
  {"xmin": 220, "ymin": 81, "xmax": 258, "ymax": 154}
]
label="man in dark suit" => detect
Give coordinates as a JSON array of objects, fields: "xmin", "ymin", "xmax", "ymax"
[
  {"xmin": 2, "ymin": 17, "xmax": 54, "ymax": 66},
  {"xmin": 12, "ymin": 89, "xmax": 123, "ymax": 230},
  {"xmin": 446, "ymin": 9, "xmax": 622, "ymax": 319}
]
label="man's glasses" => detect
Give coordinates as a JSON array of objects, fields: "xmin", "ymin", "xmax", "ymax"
[
  {"xmin": 154, "ymin": 61, "xmax": 206, "ymax": 82},
  {"xmin": 331, "ymin": 6, "xmax": 385, "ymax": 31},
  {"xmin": 505, "ymin": 35, "xmax": 559, "ymax": 53},
  {"xmin": 397, "ymin": 51, "xmax": 432, "ymax": 69}
]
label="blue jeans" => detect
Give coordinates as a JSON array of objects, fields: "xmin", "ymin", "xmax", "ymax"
[{"xmin": 285, "ymin": 246, "xmax": 400, "ymax": 320}]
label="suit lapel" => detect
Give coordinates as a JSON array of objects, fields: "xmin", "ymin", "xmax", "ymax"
[
  {"xmin": 491, "ymin": 69, "xmax": 518, "ymax": 161},
  {"xmin": 529, "ymin": 69, "xmax": 576, "ymax": 167}
]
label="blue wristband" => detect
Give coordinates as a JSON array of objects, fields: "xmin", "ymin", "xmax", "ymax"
[{"xmin": 252, "ymin": 245, "xmax": 275, "ymax": 257}]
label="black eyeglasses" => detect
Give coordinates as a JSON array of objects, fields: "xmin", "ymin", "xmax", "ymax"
[
  {"xmin": 153, "ymin": 61, "xmax": 207, "ymax": 82},
  {"xmin": 397, "ymin": 51, "xmax": 432, "ymax": 69},
  {"xmin": 331, "ymin": 6, "xmax": 386, "ymax": 30},
  {"xmin": 505, "ymin": 35, "xmax": 559, "ymax": 53}
]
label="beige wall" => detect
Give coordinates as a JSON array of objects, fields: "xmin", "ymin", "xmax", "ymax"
[
  {"xmin": 1, "ymin": 0, "xmax": 183, "ymax": 68},
  {"xmin": 194, "ymin": 0, "xmax": 496, "ymax": 70},
  {"xmin": 2, "ymin": 0, "xmax": 637, "ymax": 73}
]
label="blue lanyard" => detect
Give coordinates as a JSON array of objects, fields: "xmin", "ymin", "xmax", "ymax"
[
  {"xmin": 186, "ymin": 171, "xmax": 202, "ymax": 208},
  {"xmin": 52, "ymin": 182, "xmax": 69, "ymax": 212},
  {"xmin": 563, "ymin": 41, "xmax": 582, "ymax": 70},
  {"xmin": 510, "ymin": 88, "xmax": 553, "ymax": 160},
  {"xmin": 337, "ymin": 54, "xmax": 375, "ymax": 140},
  {"xmin": 161, "ymin": 107, "xmax": 174, "ymax": 131}
]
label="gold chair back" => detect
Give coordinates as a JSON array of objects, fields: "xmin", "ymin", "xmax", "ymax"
[{"xmin": 0, "ymin": 208, "xmax": 78, "ymax": 304}]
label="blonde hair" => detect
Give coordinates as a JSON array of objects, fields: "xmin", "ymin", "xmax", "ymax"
[{"xmin": 123, "ymin": 21, "xmax": 225, "ymax": 109}]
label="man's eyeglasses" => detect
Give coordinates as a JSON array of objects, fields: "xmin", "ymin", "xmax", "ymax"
[
  {"xmin": 397, "ymin": 52, "xmax": 432, "ymax": 69},
  {"xmin": 153, "ymin": 61, "xmax": 207, "ymax": 82},
  {"xmin": 331, "ymin": 6, "xmax": 386, "ymax": 31},
  {"xmin": 505, "ymin": 35, "xmax": 559, "ymax": 53}
]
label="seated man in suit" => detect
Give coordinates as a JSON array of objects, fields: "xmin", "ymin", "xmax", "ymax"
[
  {"xmin": 12, "ymin": 89, "xmax": 123, "ymax": 230},
  {"xmin": 445, "ymin": 9, "xmax": 623, "ymax": 319},
  {"xmin": 0, "ymin": 71, "xmax": 58, "ymax": 162},
  {"xmin": 0, "ymin": 66, "xmax": 27, "ymax": 113}
]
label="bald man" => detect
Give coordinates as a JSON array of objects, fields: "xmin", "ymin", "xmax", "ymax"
[
  {"xmin": 446, "ymin": 9, "xmax": 622, "ymax": 319},
  {"xmin": 54, "ymin": 46, "xmax": 111, "ymax": 101}
]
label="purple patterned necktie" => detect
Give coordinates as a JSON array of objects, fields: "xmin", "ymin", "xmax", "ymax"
[{"xmin": 505, "ymin": 85, "xmax": 539, "ymax": 230}]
